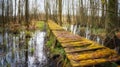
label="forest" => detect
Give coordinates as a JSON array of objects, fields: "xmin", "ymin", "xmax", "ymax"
[{"xmin": 0, "ymin": 0, "xmax": 120, "ymax": 67}]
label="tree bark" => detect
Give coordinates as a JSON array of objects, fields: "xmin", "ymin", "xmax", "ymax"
[
  {"xmin": 45, "ymin": 0, "xmax": 49, "ymax": 22},
  {"xmin": 18, "ymin": 0, "xmax": 21, "ymax": 23},
  {"xmin": 25, "ymin": 0, "xmax": 29, "ymax": 66},
  {"xmin": 106, "ymin": 0, "xmax": 118, "ymax": 37},
  {"xmin": 104, "ymin": 0, "xmax": 119, "ymax": 49},
  {"xmin": 25, "ymin": 0, "xmax": 29, "ymax": 28},
  {"xmin": 58, "ymin": 0, "xmax": 62, "ymax": 25},
  {"xmin": 2, "ymin": 0, "xmax": 4, "ymax": 26},
  {"xmin": 14, "ymin": 0, "xmax": 17, "ymax": 22}
]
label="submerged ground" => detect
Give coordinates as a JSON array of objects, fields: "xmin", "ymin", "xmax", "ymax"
[{"xmin": 0, "ymin": 21, "xmax": 48, "ymax": 67}]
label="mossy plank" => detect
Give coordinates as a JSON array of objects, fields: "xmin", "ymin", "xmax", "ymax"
[
  {"xmin": 47, "ymin": 20, "xmax": 64, "ymax": 30},
  {"xmin": 70, "ymin": 57, "xmax": 120, "ymax": 67},
  {"xmin": 52, "ymin": 31, "xmax": 82, "ymax": 43},
  {"xmin": 71, "ymin": 58, "xmax": 107, "ymax": 67},
  {"xmin": 64, "ymin": 45, "xmax": 105, "ymax": 53},
  {"xmin": 61, "ymin": 41, "xmax": 92, "ymax": 48},
  {"xmin": 67, "ymin": 48, "xmax": 117, "ymax": 61}
]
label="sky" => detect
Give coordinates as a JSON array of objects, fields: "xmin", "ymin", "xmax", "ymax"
[{"xmin": 29, "ymin": 0, "xmax": 45, "ymax": 13}]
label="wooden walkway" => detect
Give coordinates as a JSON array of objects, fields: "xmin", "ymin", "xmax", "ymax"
[{"xmin": 47, "ymin": 20, "xmax": 120, "ymax": 67}]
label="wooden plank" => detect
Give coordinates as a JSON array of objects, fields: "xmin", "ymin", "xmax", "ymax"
[
  {"xmin": 66, "ymin": 48, "xmax": 117, "ymax": 61},
  {"xmin": 70, "ymin": 58, "xmax": 107, "ymax": 67},
  {"xmin": 63, "ymin": 42, "xmax": 104, "ymax": 53},
  {"xmin": 61, "ymin": 41, "xmax": 92, "ymax": 48},
  {"xmin": 70, "ymin": 57, "xmax": 120, "ymax": 67},
  {"xmin": 64, "ymin": 45, "xmax": 105, "ymax": 53},
  {"xmin": 52, "ymin": 31, "xmax": 82, "ymax": 43},
  {"xmin": 47, "ymin": 20, "xmax": 64, "ymax": 30}
]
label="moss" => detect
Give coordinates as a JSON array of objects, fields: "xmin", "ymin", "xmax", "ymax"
[
  {"xmin": 46, "ymin": 33, "xmax": 61, "ymax": 50},
  {"xmin": 46, "ymin": 40, "xmax": 52, "ymax": 48},
  {"xmin": 46, "ymin": 38, "xmax": 69, "ymax": 66},
  {"xmin": 67, "ymin": 48, "xmax": 116, "ymax": 61},
  {"xmin": 36, "ymin": 21, "xmax": 44, "ymax": 30},
  {"xmin": 30, "ymin": 48, "xmax": 34, "ymax": 55},
  {"xmin": 0, "ymin": 27, "xmax": 3, "ymax": 33},
  {"xmin": 91, "ymin": 28, "xmax": 105, "ymax": 35},
  {"xmin": 25, "ymin": 31, "xmax": 32, "ymax": 38},
  {"xmin": 46, "ymin": 32, "xmax": 68, "ymax": 65},
  {"xmin": 56, "ymin": 42, "xmax": 61, "ymax": 48},
  {"xmin": 51, "ymin": 47, "xmax": 65, "ymax": 56},
  {"xmin": 46, "ymin": 34, "xmax": 55, "ymax": 48},
  {"xmin": 6, "ymin": 63, "xmax": 10, "ymax": 67}
]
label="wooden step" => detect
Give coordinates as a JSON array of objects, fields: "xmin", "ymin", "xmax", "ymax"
[
  {"xmin": 52, "ymin": 31, "xmax": 83, "ymax": 43},
  {"xmin": 47, "ymin": 20, "xmax": 64, "ymax": 30},
  {"xmin": 70, "ymin": 57, "xmax": 120, "ymax": 67},
  {"xmin": 66, "ymin": 48, "xmax": 117, "ymax": 61},
  {"xmin": 64, "ymin": 45, "xmax": 105, "ymax": 53},
  {"xmin": 61, "ymin": 41, "xmax": 92, "ymax": 48}
]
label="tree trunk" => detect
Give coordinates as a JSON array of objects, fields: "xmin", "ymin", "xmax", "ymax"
[
  {"xmin": 104, "ymin": 0, "xmax": 119, "ymax": 49},
  {"xmin": 106, "ymin": 0, "xmax": 118, "ymax": 37},
  {"xmin": 45, "ymin": 0, "xmax": 49, "ymax": 22},
  {"xmin": 14, "ymin": 0, "xmax": 17, "ymax": 22},
  {"xmin": 1, "ymin": 0, "xmax": 6, "ymax": 52},
  {"xmin": 58, "ymin": 0, "xmax": 62, "ymax": 26},
  {"xmin": 2, "ymin": 0, "xmax": 4, "ymax": 26},
  {"xmin": 18, "ymin": 0, "xmax": 21, "ymax": 23},
  {"xmin": 25, "ymin": 0, "xmax": 29, "ymax": 28},
  {"xmin": 101, "ymin": 1, "xmax": 105, "ymax": 28},
  {"xmin": 25, "ymin": 0, "xmax": 29, "ymax": 66},
  {"xmin": 6, "ymin": 0, "xmax": 9, "ymax": 23}
]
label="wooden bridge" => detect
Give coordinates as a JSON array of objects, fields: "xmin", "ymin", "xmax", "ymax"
[{"xmin": 47, "ymin": 20, "xmax": 120, "ymax": 67}]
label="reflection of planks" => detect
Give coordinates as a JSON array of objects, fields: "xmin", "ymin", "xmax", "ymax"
[{"xmin": 47, "ymin": 20, "xmax": 120, "ymax": 67}]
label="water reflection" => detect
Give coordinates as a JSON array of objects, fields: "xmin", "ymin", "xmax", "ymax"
[
  {"xmin": 85, "ymin": 26, "xmax": 91, "ymax": 39},
  {"xmin": 28, "ymin": 31, "xmax": 47, "ymax": 67},
  {"xmin": 0, "ymin": 30, "xmax": 47, "ymax": 67},
  {"xmin": 70, "ymin": 25, "xmax": 77, "ymax": 34},
  {"xmin": 63, "ymin": 24, "xmax": 103, "ymax": 44},
  {"xmin": 96, "ymin": 36, "xmax": 100, "ymax": 43}
]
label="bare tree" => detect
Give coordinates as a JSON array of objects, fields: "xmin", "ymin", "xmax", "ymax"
[
  {"xmin": 104, "ymin": 0, "xmax": 119, "ymax": 49},
  {"xmin": 67, "ymin": 0, "xmax": 71, "ymax": 24},
  {"xmin": 58, "ymin": 0, "xmax": 62, "ymax": 25},
  {"xmin": 6, "ymin": 0, "xmax": 9, "ymax": 23},
  {"xmin": 9, "ymin": 0, "xmax": 13, "ymax": 22},
  {"xmin": 106, "ymin": 0, "xmax": 118, "ymax": 37},
  {"xmin": 18, "ymin": 0, "xmax": 21, "ymax": 23},
  {"xmin": 25, "ymin": 0, "xmax": 29, "ymax": 66},
  {"xmin": 44, "ymin": 0, "xmax": 49, "ymax": 22},
  {"xmin": 21, "ymin": 0, "xmax": 25, "ymax": 22},
  {"xmin": 14, "ymin": 0, "xmax": 17, "ymax": 22},
  {"xmin": 2, "ymin": 0, "xmax": 4, "ymax": 26},
  {"xmin": 25, "ymin": 0, "xmax": 29, "ymax": 27}
]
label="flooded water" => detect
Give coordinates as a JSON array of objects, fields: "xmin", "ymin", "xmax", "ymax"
[
  {"xmin": 0, "ymin": 30, "xmax": 48, "ymax": 67},
  {"xmin": 70, "ymin": 25, "xmax": 77, "ymax": 34},
  {"xmin": 63, "ymin": 24, "xmax": 103, "ymax": 44},
  {"xmin": 85, "ymin": 26, "xmax": 91, "ymax": 39}
]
